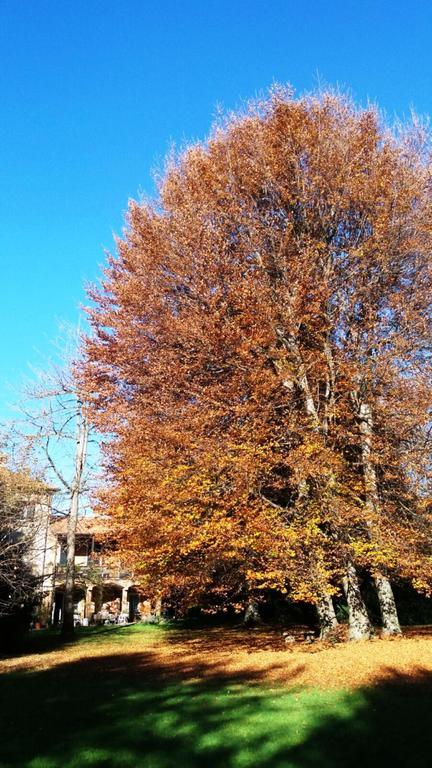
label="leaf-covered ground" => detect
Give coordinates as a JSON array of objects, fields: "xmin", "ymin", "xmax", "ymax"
[{"xmin": 1, "ymin": 624, "xmax": 432, "ymax": 767}]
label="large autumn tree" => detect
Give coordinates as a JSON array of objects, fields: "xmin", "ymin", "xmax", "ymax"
[{"xmin": 83, "ymin": 88, "xmax": 432, "ymax": 639}]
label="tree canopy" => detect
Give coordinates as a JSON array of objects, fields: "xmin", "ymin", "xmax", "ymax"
[{"xmin": 82, "ymin": 88, "xmax": 432, "ymax": 636}]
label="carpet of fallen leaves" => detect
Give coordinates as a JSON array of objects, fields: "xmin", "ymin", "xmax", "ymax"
[{"xmin": 1, "ymin": 625, "xmax": 432, "ymax": 690}]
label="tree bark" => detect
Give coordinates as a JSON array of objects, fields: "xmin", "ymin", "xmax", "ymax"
[
  {"xmin": 154, "ymin": 595, "xmax": 162, "ymax": 620},
  {"xmin": 374, "ymin": 574, "xmax": 401, "ymax": 635},
  {"xmin": 358, "ymin": 401, "xmax": 401, "ymax": 635},
  {"xmin": 342, "ymin": 561, "xmax": 372, "ymax": 640},
  {"xmin": 317, "ymin": 593, "xmax": 338, "ymax": 639},
  {"xmin": 243, "ymin": 600, "xmax": 262, "ymax": 626},
  {"xmin": 277, "ymin": 329, "xmax": 341, "ymax": 638},
  {"xmin": 61, "ymin": 404, "xmax": 89, "ymax": 639},
  {"xmin": 61, "ymin": 487, "xmax": 78, "ymax": 639}
]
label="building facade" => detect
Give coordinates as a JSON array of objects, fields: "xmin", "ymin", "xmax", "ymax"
[{"xmin": 33, "ymin": 504, "xmax": 154, "ymax": 626}]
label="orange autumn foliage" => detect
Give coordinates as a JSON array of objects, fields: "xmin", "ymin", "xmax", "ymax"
[{"xmin": 82, "ymin": 88, "xmax": 432, "ymax": 611}]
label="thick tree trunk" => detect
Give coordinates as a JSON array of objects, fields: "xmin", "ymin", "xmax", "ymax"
[
  {"xmin": 317, "ymin": 593, "xmax": 338, "ymax": 639},
  {"xmin": 276, "ymin": 326, "xmax": 342, "ymax": 636},
  {"xmin": 154, "ymin": 596, "xmax": 162, "ymax": 620},
  {"xmin": 243, "ymin": 600, "xmax": 262, "ymax": 626},
  {"xmin": 374, "ymin": 574, "xmax": 401, "ymax": 635},
  {"xmin": 374, "ymin": 575, "xmax": 401, "ymax": 635},
  {"xmin": 358, "ymin": 401, "xmax": 401, "ymax": 636},
  {"xmin": 298, "ymin": 481, "xmax": 340, "ymax": 640},
  {"xmin": 61, "ymin": 404, "xmax": 89, "ymax": 640},
  {"xmin": 342, "ymin": 561, "xmax": 372, "ymax": 640}
]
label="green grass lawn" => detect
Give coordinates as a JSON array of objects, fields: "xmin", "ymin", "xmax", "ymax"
[{"xmin": 0, "ymin": 625, "xmax": 431, "ymax": 768}]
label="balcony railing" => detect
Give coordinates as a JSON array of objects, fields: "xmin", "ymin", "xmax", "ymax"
[{"xmin": 54, "ymin": 561, "xmax": 132, "ymax": 583}]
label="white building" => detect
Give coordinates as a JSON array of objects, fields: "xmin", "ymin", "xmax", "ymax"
[{"xmin": 43, "ymin": 516, "xmax": 154, "ymax": 626}]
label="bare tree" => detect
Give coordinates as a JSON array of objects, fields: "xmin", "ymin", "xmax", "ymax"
[{"xmin": 10, "ymin": 328, "xmax": 94, "ymax": 638}]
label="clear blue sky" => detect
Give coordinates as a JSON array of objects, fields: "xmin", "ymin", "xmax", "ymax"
[{"xmin": 1, "ymin": 0, "xmax": 431, "ymax": 422}]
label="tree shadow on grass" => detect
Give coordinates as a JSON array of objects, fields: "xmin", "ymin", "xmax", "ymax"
[
  {"xmin": 0, "ymin": 649, "xmax": 431, "ymax": 768},
  {"xmin": 288, "ymin": 668, "xmax": 432, "ymax": 768},
  {"xmin": 1, "ymin": 623, "xmax": 163, "ymax": 660}
]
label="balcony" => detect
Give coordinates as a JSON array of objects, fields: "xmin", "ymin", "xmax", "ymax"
[{"xmin": 54, "ymin": 558, "xmax": 132, "ymax": 584}]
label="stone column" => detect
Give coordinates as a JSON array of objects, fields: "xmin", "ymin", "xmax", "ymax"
[
  {"xmin": 85, "ymin": 587, "xmax": 93, "ymax": 619},
  {"xmin": 121, "ymin": 587, "xmax": 129, "ymax": 617}
]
